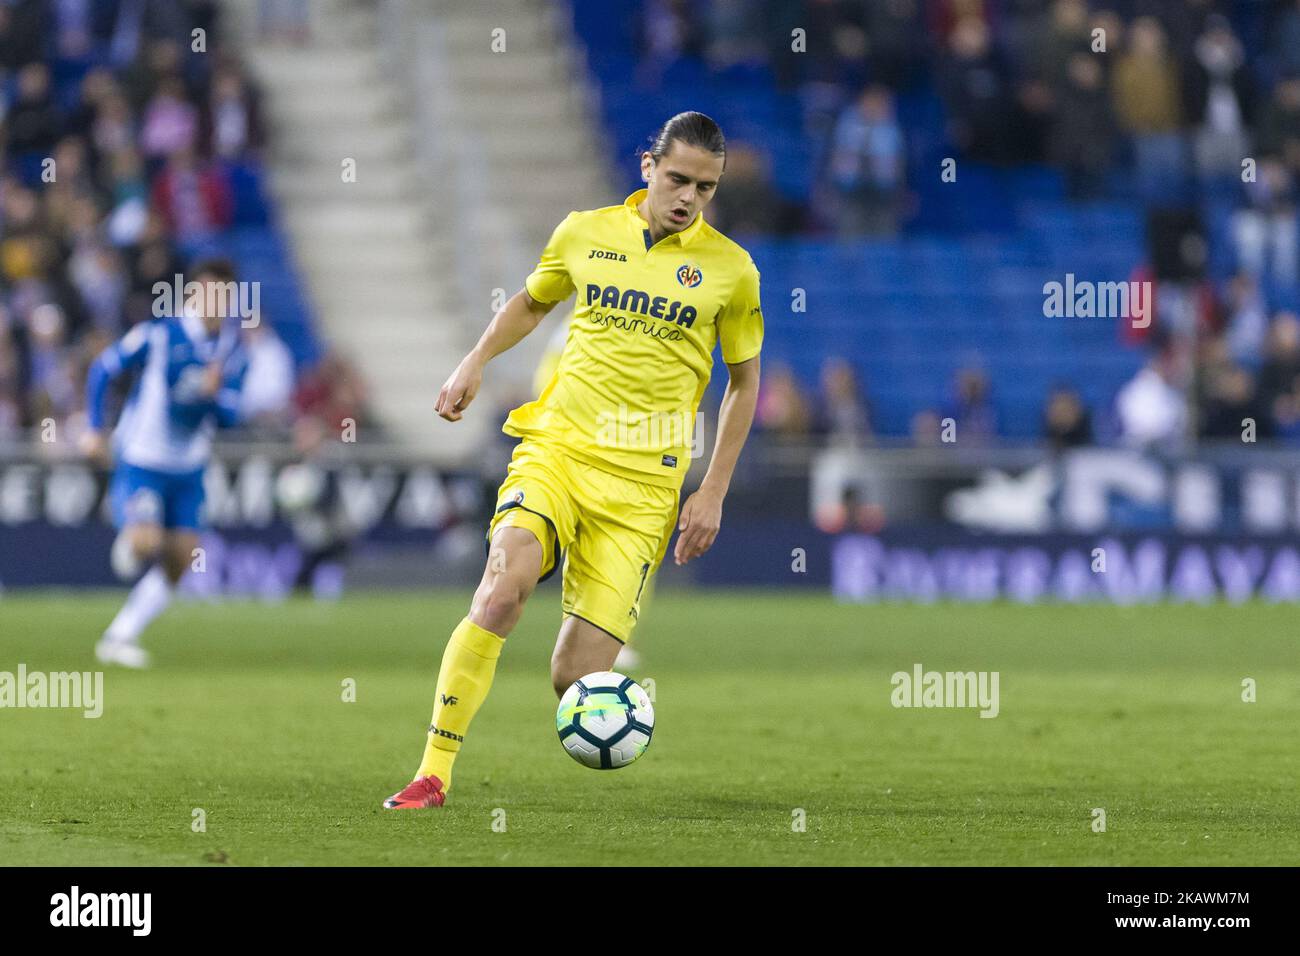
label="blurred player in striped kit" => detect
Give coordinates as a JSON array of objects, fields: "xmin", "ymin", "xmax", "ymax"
[{"xmin": 80, "ymin": 259, "xmax": 250, "ymax": 668}]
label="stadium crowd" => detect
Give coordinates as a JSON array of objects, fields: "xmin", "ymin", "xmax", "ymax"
[{"xmin": 0, "ymin": 0, "xmax": 365, "ymax": 454}]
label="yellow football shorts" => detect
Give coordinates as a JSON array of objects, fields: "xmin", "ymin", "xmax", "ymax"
[{"xmin": 485, "ymin": 439, "xmax": 679, "ymax": 643}]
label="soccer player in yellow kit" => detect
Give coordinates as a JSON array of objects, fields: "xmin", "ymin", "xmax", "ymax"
[{"xmin": 384, "ymin": 112, "xmax": 763, "ymax": 808}]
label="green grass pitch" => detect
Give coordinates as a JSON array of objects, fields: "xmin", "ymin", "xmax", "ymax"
[{"xmin": 1, "ymin": 590, "xmax": 1296, "ymax": 866}]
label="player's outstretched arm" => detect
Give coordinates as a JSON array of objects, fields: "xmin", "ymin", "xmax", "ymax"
[
  {"xmin": 674, "ymin": 354, "xmax": 761, "ymax": 566},
  {"xmin": 435, "ymin": 289, "xmax": 557, "ymax": 422},
  {"xmin": 80, "ymin": 324, "xmax": 152, "ymax": 462}
]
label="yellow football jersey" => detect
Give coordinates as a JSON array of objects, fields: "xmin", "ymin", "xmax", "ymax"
[{"xmin": 508, "ymin": 189, "xmax": 764, "ymax": 489}]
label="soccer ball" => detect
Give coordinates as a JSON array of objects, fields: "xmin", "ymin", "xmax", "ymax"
[
  {"xmin": 275, "ymin": 462, "xmax": 325, "ymax": 513},
  {"xmin": 556, "ymin": 671, "xmax": 654, "ymax": 769}
]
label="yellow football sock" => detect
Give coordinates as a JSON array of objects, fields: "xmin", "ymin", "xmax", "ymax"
[{"xmin": 415, "ymin": 617, "xmax": 505, "ymax": 790}]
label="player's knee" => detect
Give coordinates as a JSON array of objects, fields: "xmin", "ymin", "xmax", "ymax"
[
  {"xmin": 130, "ymin": 526, "xmax": 163, "ymax": 560},
  {"xmin": 471, "ymin": 576, "xmax": 530, "ymax": 635}
]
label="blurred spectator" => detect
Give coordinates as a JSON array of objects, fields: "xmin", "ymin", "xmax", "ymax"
[
  {"xmin": 706, "ymin": 143, "xmax": 782, "ymax": 235},
  {"xmin": 1031, "ymin": 0, "xmax": 1091, "ymax": 91},
  {"xmin": 240, "ymin": 322, "xmax": 297, "ymax": 429},
  {"xmin": 51, "ymin": 0, "xmax": 91, "ymax": 60},
  {"xmin": 938, "ymin": 17, "xmax": 1019, "ymax": 165},
  {"xmin": 637, "ymin": 0, "xmax": 702, "ymax": 88},
  {"xmin": 1231, "ymin": 156, "xmax": 1298, "ymax": 287},
  {"xmin": 1, "ymin": 183, "xmax": 46, "ymax": 278},
  {"xmin": 755, "ymin": 362, "xmax": 812, "ymax": 440},
  {"xmin": 1111, "ymin": 17, "xmax": 1187, "ymax": 202},
  {"xmin": 943, "ymin": 367, "xmax": 997, "ymax": 443},
  {"xmin": 6, "ymin": 63, "xmax": 62, "ymax": 162},
  {"xmin": 1185, "ymin": 15, "xmax": 1253, "ymax": 182},
  {"xmin": 811, "ymin": 356, "xmax": 871, "ymax": 447},
  {"xmin": 1222, "ymin": 271, "xmax": 1270, "ymax": 368},
  {"xmin": 0, "ymin": 3, "xmax": 46, "ymax": 72},
  {"xmin": 1158, "ymin": 0, "xmax": 1219, "ymax": 60},
  {"xmin": 140, "ymin": 75, "xmax": 200, "ymax": 159},
  {"xmin": 910, "ymin": 408, "xmax": 943, "ymax": 446},
  {"xmin": 119, "ymin": 39, "xmax": 185, "ymax": 114},
  {"xmin": 1272, "ymin": 380, "xmax": 1300, "ymax": 440},
  {"xmin": 24, "ymin": 303, "xmax": 77, "ymax": 427},
  {"xmin": 703, "ymin": 0, "xmax": 765, "ymax": 72},
  {"xmin": 149, "ymin": 147, "xmax": 234, "ymax": 253},
  {"xmin": 68, "ymin": 241, "xmax": 127, "ymax": 333},
  {"xmin": 295, "ymin": 352, "xmax": 370, "ymax": 439},
  {"xmin": 1049, "ymin": 53, "xmax": 1115, "ymax": 199},
  {"xmin": 824, "ymin": 85, "xmax": 905, "ymax": 237},
  {"xmin": 105, "ymin": 149, "xmax": 151, "ymax": 246},
  {"xmin": 795, "ymin": 0, "xmax": 869, "ymax": 92},
  {"xmin": 1258, "ymin": 312, "xmax": 1300, "ymax": 431},
  {"xmin": 1273, "ymin": 0, "xmax": 1300, "ymax": 81},
  {"xmin": 1043, "ymin": 385, "xmax": 1093, "ymax": 450},
  {"xmin": 1116, "ymin": 333, "xmax": 1188, "ymax": 451},
  {"xmin": 207, "ymin": 63, "xmax": 265, "ymax": 160},
  {"xmin": 862, "ymin": 0, "xmax": 925, "ymax": 90},
  {"xmin": 1197, "ymin": 337, "xmax": 1267, "ymax": 440},
  {"xmin": 91, "ymin": 87, "xmax": 137, "ymax": 156},
  {"xmin": 0, "ymin": 326, "xmax": 21, "ymax": 439},
  {"xmin": 1257, "ymin": 76, "xmax": 1300, "ymax": 175}
]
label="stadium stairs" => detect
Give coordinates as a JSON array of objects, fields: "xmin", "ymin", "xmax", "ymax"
[
  {"xmin": 223, "ymin": 0, "xmax": 473, "ymax": 457},
  {"xmin": 224, "ymin": 0, "xmax": 614, "ymax": 458},
  {"xmin": 378, "ymin": 0, "xmax": 617, "ymax": 406}
]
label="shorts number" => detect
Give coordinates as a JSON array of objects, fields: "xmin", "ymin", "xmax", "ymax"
[{"xmin": 634, "ymin": 562, "xmax": 650, "ymax": 604}]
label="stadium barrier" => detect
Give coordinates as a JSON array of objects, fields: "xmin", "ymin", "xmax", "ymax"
[{"xmin": 2, "ymin": 441, "xmax": 1298, "ymax": 601}]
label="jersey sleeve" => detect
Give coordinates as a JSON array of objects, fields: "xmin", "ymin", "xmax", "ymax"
[
  {"xmin": 85, "ymin": 322, "xmax": 153, "ymax": 429},
  {"xmin": 718, "ymin": 258, "xmax": 764, "ymax": 365},
  {"xmin": 213, "ymin": 348, "xmax": 251, "ymax": 428},
  {"xmin": 524, "ymin": 212, "xmax": 579, "ymax": 305}
]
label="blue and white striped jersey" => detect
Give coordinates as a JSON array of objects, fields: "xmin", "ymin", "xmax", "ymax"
[{"xmin": 87, "ymin": 313, "xmax": 249, "ymax": 473}]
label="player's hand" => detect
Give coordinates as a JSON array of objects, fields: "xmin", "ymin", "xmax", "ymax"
[
  {"xmin": 200, "ymin": 361, "xmax": 222, "ymax": 397},
  {"xmin": 436, "ymin": 354, "xmax": 484, "ymax": 422},
  {"xmin": 79, "ymin": 429, "xmax": 109, "ymax": 466},
  {"xmin": 673, "ymin": 485, "xmax": 724, "ymax": 566}
]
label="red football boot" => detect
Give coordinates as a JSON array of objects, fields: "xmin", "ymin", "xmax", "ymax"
[{"xmin": 383, "ymin": 775, "xmax": 446, "ymax": 809}]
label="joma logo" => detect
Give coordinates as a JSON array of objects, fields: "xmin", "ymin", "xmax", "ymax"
[
  {"xmin": 428, "ymin": 724, "xmax": 464, "ymax": 742},
  {"xmin": 588, "ymin": 248, "xmax": 627, "ymax": 261}
]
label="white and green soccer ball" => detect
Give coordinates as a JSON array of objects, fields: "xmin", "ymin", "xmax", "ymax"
[
  {"xmin": 556, "ymin": 671, "xmax": 654, "ymax": 769},
  {"xmin": 274, "ymin": 462, "xmax": 325, "ymax": 513}
]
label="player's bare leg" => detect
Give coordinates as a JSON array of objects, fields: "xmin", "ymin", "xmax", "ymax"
[
  {"xmin": 551, "ymin": 615, "xmax": 622, "ymax": 698},
  {"xmin": 469, "ymin": 525, "xmax": 545, "ymax": 635},
  {"xmin": 386, "ymin": 524, "xmax": 545, "ymax": 808},
  {"xmin": 162, "ymin": 530, "xmax": 200, "ymax": 585},
  {"xmin": 97, "ymin": 522, "xmax": 181, "ymax": 669}
]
